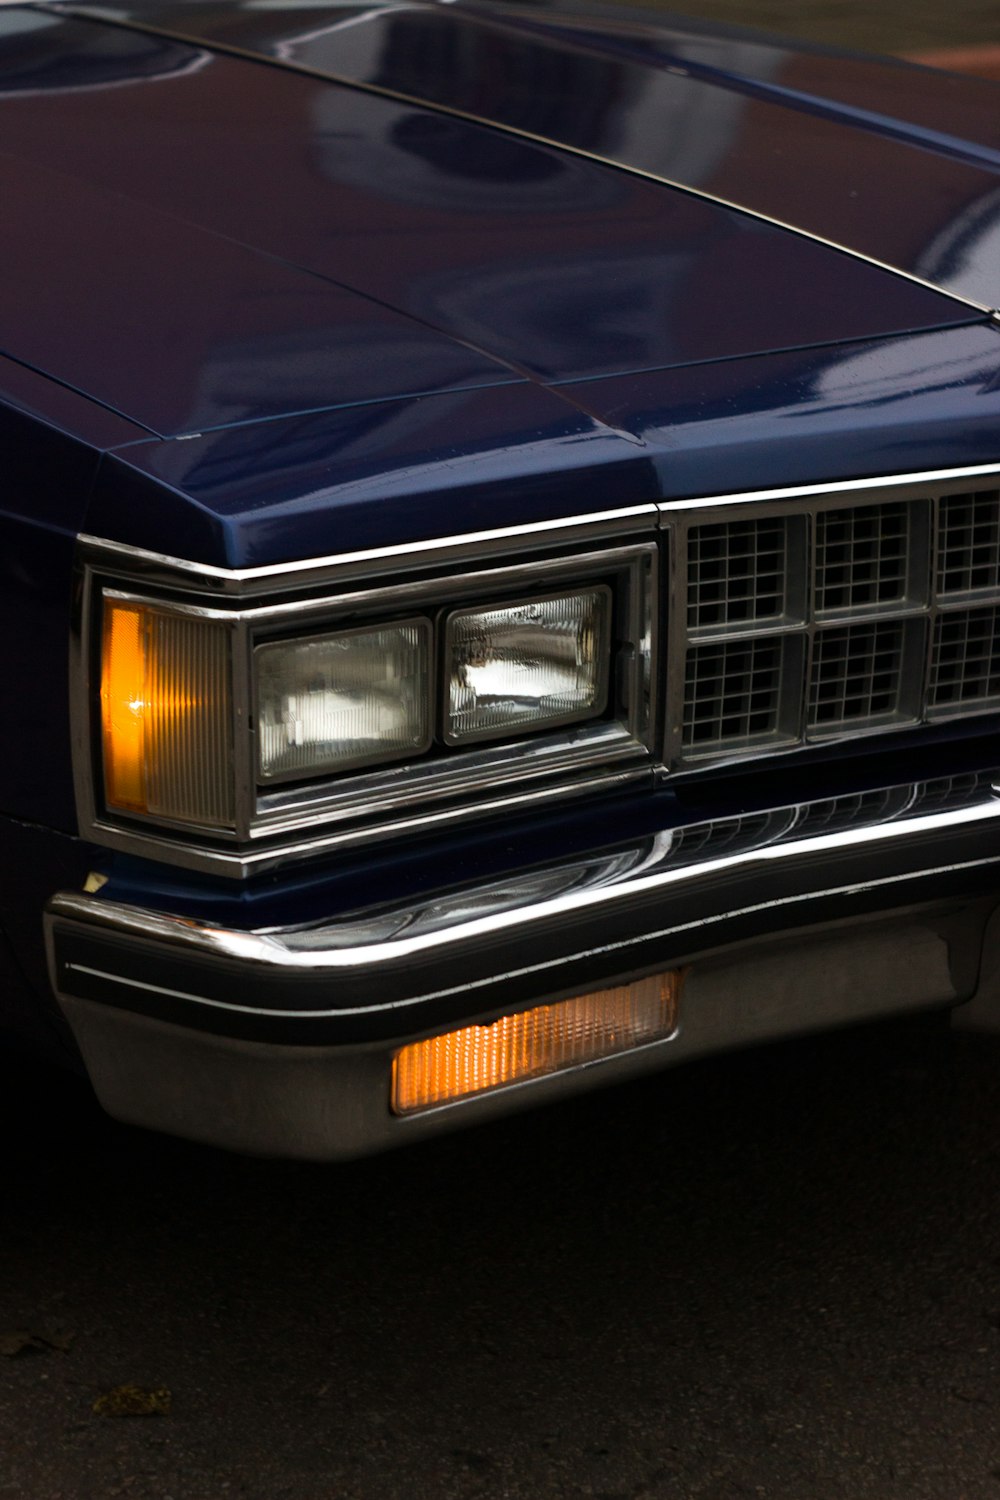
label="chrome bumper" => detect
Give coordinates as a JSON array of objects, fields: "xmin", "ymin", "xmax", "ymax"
[{"xmin": 46, "ymin": 774, "xmax": 1000, "ymax": 1158}]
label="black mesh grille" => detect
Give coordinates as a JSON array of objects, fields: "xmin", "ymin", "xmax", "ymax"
[
  {"xmin": 937, "ymin": 491, "xmax": 1000, "ymax": 596},
  {"xmin": 808, "ymin": 621, "xmax": 908, "ymax": 730},
  {"xmin": 687, "ymin": 518, "xmax": 787, "ymax": 631},
  {"xmin": 814, "ymin": 503, "xmax": 912, "ymax": 614},
  {"xmin": 929, "ymin": 607, "xmax": 1000, "ymax": 711},
  {"xmin": 676, "ymin": 485, "xmax": 1000, "ymax": 766},
  {"xmin": 683, "ymin": 637, "xmax": 787, "ymax": 751}
]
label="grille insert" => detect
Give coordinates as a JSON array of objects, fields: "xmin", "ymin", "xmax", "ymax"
[
  {"xmin": 937, "ymin": 490, "xmax": 1000, "ymax": 597},
  {"xmin": 929, "ymin": 607, "xmax": 1000, "ymax": 712},
  {"xmin": 814, "ymin": 503, "xmax": 917, "ymax": 615},
  {"xmin": 808, "ymin": 621, "xmax": 912, "ymax": 730},
  {"xmin": 673, "ymin": 480, "xmax": 1000, "ymax": 766},
  {"xmin": 683, "ymin": 637, "xmax": 794, "ymax": 752},
  {"xmin": 687, "ymin": 518, "xmax": 791, "ymax": 631}
]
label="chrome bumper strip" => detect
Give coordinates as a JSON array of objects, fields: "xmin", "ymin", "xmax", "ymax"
[
  {"xmin": 43, "ymin": 773, "xmax": 1000, "ymax": 1157},
  {"xmin": 46, "ymin": 775, "xmax": 1000, "ymax": 1045}
]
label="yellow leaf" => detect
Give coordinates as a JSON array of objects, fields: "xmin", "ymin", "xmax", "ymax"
[{"xmin": 93, "ymin": 1385, "xmax": 172, "ymax": 1417}]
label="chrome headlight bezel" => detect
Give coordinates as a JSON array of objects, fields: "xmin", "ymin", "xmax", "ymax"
[{"xmin": 72, "ymin": 527, "xmax": 658, "ymax": 876}]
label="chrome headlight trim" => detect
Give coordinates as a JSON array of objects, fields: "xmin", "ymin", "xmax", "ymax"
[{"xmin": 72, "ymin": 526, "xmax": 658, "ymax": 876}]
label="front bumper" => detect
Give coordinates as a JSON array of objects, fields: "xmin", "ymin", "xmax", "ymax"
[{"xmin": 46, "ymin": 773, "xmax": 1000, "ymax": 1158}]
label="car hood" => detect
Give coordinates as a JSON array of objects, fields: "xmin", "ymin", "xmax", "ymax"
[
  {"xmin": 0, "ymin": 5, "xmax": 991, "ymax": 436},
  {"xmin": 47, "ymin": 0, "xmax": 1000, "ymax": 310}
]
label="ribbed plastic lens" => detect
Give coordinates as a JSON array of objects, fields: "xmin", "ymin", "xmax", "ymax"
[
  {"xmin": 391, "ymin": 972, "xmax": 681, "ymax": 1113},
  {"xmin": 101, "ymin": 599, "xmax": 234, "ymax": 828},
  {"xmin": 256, "ymin": 620, "xmax": 432, "ymax": 781},
  {"xmin": 445, "ymin": 587, "xmax": 611, "ymax": 745}
]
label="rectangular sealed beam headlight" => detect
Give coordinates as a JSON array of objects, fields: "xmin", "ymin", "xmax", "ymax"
[
  {"xmin": 391, "ymin": 971, "xmax": 681, "ymax": 1114},
  {"xmin": 101, "ymin": 598, "xmax": 235, "ymax": 828},
  {"xmin": 256, "ymin": 619, "xmax": 432, "ymax": 782},
  {"xmin": 444, "ymin": 586, "xmax": 612, "ymax": 746}
]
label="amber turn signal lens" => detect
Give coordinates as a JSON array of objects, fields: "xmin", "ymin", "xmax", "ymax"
[
  {"xmin": 391, "ymin": 972, "xmax": 681, "ymax": 1114},
  {"xmin": 101, "ymin": 601, "xmax": 148, "ymax": 812},
  {"xmin": 100, "ymin": 597, "xmax": 235, "ymax": 828}
]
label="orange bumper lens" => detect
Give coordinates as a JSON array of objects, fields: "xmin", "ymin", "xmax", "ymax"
[
  {"xmin": 100, "ymin": 598, "xmax": 235, "ymax": 828},
  {"xmin": 391, "ymin": 972, "xmax": 681, "ymax": 1114}
]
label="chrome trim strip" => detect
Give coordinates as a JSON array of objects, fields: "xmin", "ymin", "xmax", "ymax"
[
  {"xmin": 656, "ymin": 461, "xmax": 1000, "ymax": 513},
  {"xmin": 77, "ymin": 506, "xmax": 658, "ymax": 595},
  {"xmin": 81, "ymin": 764, "xmax": 650, "ymax": 877},
  {"xmin": 47, "ymin": 792, "xmax": 1000, "ymax": 1018},
  {"xmin": 78, "ymin": 463, "xmax": 1000, "ymax": 593},
  {"xmin": 54, "ymin": 6, "xmax": 990, "ymax": 314},
  {"xmin": 59, "ymin": 849, "xmax": 1000, "ymax": 1022}
]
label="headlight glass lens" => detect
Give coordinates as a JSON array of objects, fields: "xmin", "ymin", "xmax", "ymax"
[
  {"xmin": 101, "ymin": 598, "xmax": 234, "ymax": 828},
  {"xmin": 445, "ymin": 587, "xmax": 611, "ymax": 745},
  {"xmin": 256, "ymin": 620, "xmax": 432, "ymax": 781}
]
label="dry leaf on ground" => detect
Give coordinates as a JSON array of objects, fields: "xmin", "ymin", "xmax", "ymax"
[{"xmin": 93, "ymin": 1385, "xmax": 172, "ymax": 1417}]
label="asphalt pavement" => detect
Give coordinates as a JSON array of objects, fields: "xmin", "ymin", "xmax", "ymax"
[{"xmin": 2, "ymin": 1018, "xmax": 999, "ymax": 1499}]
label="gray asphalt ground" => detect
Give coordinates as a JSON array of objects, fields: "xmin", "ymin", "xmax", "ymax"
[{"xmin": 2, "ymin": 1018, "xmax": 1000, "ymax": 1499}]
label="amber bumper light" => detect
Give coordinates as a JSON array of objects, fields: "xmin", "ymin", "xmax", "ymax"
[{"xmin": 391, "ymin": 972, "xmax": 682, "ymax": 1114}]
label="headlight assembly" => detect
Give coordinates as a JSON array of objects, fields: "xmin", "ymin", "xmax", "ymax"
[
  {"xmin": 444, "ymin": 587, "xmax": 611, "ymax": 745},
  {"xmin": 256, "ymin": 620, "xmax": 432, "ymax": 781},
  {"xmin": 79, "ymin": 536, "xmax": 655, "ymax": 872}
]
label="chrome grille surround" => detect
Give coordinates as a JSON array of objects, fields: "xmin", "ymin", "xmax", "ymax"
[{"xmin": 668, "ymin": 477, "xmax": 1000, "ymax": 767}]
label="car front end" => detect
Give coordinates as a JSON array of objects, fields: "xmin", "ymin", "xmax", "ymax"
[{"xmin": 4, "ymin": 0, "xmax": 1000, "ymax": 1155}]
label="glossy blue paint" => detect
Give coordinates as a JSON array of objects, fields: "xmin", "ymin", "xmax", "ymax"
[
  {"xmin": 56, "ymin": 0, "xmax": 1000, "ymax": 307},
  {"xmin": 0, "ymin": 8, "xmax": 982, "ymax": 442},
  {"xmin": 88, "ymin": 383, "xmax": 659, "ymax": 567},
  {"xmin": 0, "ymin": 146, "xmax": 521, "ymax": 440},
  {"xmin": 583, "ymin": 323, "xmax": 1000, "ymax": 500},
  {"xmin": 86, "ymin": 324, "xmax": 1000, "ymax": 570},
  {"xmin": 0, "ymin": 362, "xmax": 142, "ymax": 1049}
]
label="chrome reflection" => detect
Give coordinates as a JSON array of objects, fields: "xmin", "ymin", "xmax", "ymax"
[
  {"xmin": 273, "ymin": 847, "xmax": 647, "ymax": 949},
  {"xmin": 276, "ymin": 769, "xmax": 1000, "ymax": 950}
]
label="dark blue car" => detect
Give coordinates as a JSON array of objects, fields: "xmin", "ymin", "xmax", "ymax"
[{"xmin": 4, "ymin": 0, "xmax": 1000, "ymax": 1156}]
